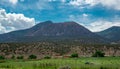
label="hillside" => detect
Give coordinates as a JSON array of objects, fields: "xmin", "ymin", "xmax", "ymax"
[
  {"xmin": 96, "ymin": 26, "xmax": 120, "ymax": 42},
  {"xmin": 0, "ymin": 21, "xmax": 107, "ymax": 44},
  {"xmin": 0, "ymin": 42, "xmax": 120, "ymax": 59}
]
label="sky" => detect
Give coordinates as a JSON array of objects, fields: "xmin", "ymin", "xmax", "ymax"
[{"xmin": 0, "ymin": 0, "xmax": 120, "ymax": 34}]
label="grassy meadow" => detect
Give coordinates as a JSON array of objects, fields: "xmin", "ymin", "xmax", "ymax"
[{"xmin": 0, "ymin": 57, "xmax": 120, "ymax": 69}]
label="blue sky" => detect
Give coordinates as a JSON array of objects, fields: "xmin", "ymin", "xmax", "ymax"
[{"xmin": 0, "ymin": 0, "xmax": 120, "ymax": 34}]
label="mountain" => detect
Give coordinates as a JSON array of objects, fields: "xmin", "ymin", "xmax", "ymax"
[
  {"xmin": 96, "ymin": 26, "xmax": 120, "ymax": 42},
  {"xmin": 0, "ymin": 21, "xmax": 107, "ymax": 43}
]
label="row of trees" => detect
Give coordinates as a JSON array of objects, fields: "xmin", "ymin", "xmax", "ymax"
[
  {"xmin": 70, "ymin": 51, "xmax": 105, "ymax": 58},
  {"xmin": 0, "ymin": 51, "xmax": 105, "ymax": 60},
  {"xmin": 0, "ymin": 54, "xmax": 37, "ymax": 60},
  {"xmin": 0, "ymin": 54, "xmax": 52, "ymax": 60}
]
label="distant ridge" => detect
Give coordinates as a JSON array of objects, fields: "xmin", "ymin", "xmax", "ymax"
[
  {"xmin": 0, "ymin": 21, "xmax": 108, "ymax": 43},
  {"xmin": 96, "ymin": 26, "xmax": 120, "ymax": 43}
]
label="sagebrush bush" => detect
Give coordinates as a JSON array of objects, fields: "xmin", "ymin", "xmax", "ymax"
[
  {"xmin": 44, "ymin": 56, "xmax": 51, "ymax": 59},
  {"xmin": 11, "ymin": 55, "xmax": 15, "ymax": 59},
  {"xmin": 28, "ymin": 54, "xmax": 37, "ymax": 59},
  {"xmin": 92, "ymin": 51, "xmax": 105, "ymax": 57},
  {"xmin": 59, "ymin": 65, "xmax": 71, "ymax": 69},
  {"xmin": 70, "ymin": 53, "xmax": 78, "ymax": 58},
  {"xmin": 0, "ymin": 55, "xmax": 5, "ymax": 60},
  {"xmin": 17, "ymin": 56, "xmax": 24, "ymax": 59}
]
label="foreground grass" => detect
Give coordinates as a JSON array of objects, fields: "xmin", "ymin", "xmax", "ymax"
[{"xmin": 0, "ymin": 57, "xmax": 120, "ymax": 69}]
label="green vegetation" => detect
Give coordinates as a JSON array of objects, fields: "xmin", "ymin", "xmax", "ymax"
[
  {"xmin": 11, "ymin": 55, "xmax": 15, "ymax": 59},
  {"xmin": 17, "ymin": 56, "xmax": 24, "ymax": 59},
  {"xmin": 28, "ymin": 54, "xmax": 37, "ymax": 59},
  {"xmin": 0, "ymin": 57, "xmax": 120, "ymax": 69},
  {"xmin": 0, "ymin": 42, "xmax": 120, "ymax": 69},
  {"xmin": 0, "ymin": 55, "xmax": 5, "ymax": 60},
  {"xmin": 70, "ymin": 53, "xmax": 78, "ymax": 58},
  {"xmin": 92, "ymin": 51, "xmax": 105, "ymax": 57},
  {"xmin": 44, "ymin": 55, "xmax": 51, "ymax": 59}
]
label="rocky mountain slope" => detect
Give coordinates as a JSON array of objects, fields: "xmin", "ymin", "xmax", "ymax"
[
  {"xmin": 96, "ymin": 26, "xmax": 120, "ymax": 43},
  {"xmin": 0, "ymin": 21, "xmax": 107, "ymax": 44}
]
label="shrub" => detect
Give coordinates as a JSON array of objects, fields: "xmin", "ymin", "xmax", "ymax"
[
  {"xmin": 11, "ymin": 55, "xmax": 15, "ymax": 59},
  {"xmin": 0, "ymin": 60, "xmax": 6, "ymax": 63},
  {"xmin": 70, "ymin": 53, "xmax": 78, "ymax": 58},
  {"xmin": 28, "ymin": 54, "xmax": 37, "ymax": 59},
  {"xmin": 59, "ymin": 65, "xmax": 71, "ymax": 69},
  {"xmin": 17, "ymin": 56, "xmax": 24, "ymax": 59},
  {"xmin": 92, "ymin": 51, "xmax": 105, "ymax": 57},
  {"xmin": 44, "ymin": 55, "xmax": 51, "ymax": 59},
  {"xmin": 0, "ymin": 55, "xmax": 5, "ymax": 60},
  {"xmin": 85, "ymin": 62, "xmax": 94, "ymax": 65}
]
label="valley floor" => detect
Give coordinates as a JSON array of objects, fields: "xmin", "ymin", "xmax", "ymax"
[{"xmin": 0, "ymin": 57, "xmax": 120, "ymax": 69}]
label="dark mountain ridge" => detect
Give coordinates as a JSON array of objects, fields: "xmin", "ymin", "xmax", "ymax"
[
  {"xmin": 0, "ymin": 21, "xmax": 108, "ymax": 43},
  {"xmin": 96, "ymin": 26, "xmax": 120, "ymax": 43}
]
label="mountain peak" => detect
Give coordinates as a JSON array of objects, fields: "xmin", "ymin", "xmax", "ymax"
[
  {"xmin": 96, "ymin": 26, "xmax": 120, "ymax": 42},
  {"xmin": 0, "ymin": 21, "xmax": 106, "ymax": 43},
  {"xmin": 34, "ymin": 21, "xmax": 53, "ymax": 28},
  {"xmin": 110, "ymin": 26, "xmax": 120, "ymax": 29},
  {"xmin": 43, "ymin": 20, "xmax": 53, "ymax": 23},
  {"xmin": 62, "ymin": 21, "xmax": 79, "ymax": 25},
  {"xmin": 40, "ymin": 20, "xmax": 53, "ymax": 24},
  {"xmin": 105, "ymin": 26, "xmax": 120, "ymax": 31}
]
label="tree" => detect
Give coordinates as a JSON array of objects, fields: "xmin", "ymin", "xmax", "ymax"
[
  {"xmin": 17, "ymin": 56, "xmax": 24, "ymax": 59},
  {"xmin": 92, "ymin": 51, "xmax": 105, "ymax": 57},
  {"xmin": 11, "ymin": 55, "xmax": 15, "ymax": 59},
  {"xmin": 0, "ymin": 55, "xmax": 5, "ymax": 60},
  {"xmin": 28, "ymin": 54, "xmax": 37, "ymax": 59},
  {"xmin": 44, "ymin": 55, "xmax": 51, "ymax": 59},
  {"xmin": 70, "ymin": 53, "xmax": 78, "ymax": 58}
]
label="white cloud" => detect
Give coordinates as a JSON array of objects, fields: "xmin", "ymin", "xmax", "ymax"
[
  {"xmin": 48, "ymin": 0, "xmax": 56, "ymax": 2},
  {"xmin": 85, "ymin": 20, "xmax": 120, "ymax": 32},
  {"xmin": 83, "ymin": 13, "xmax": 88, "ymax": 17},
  {"xmin": 69, "ymin": 0, "xmax": 120, "ymax": 10},
  {"xmin": 99, "ymin": 0, "xmax": 120, "ymax": 10},
  {"xmin": 69, "ymin": 14, "xmax": 90, "ymax": 24},
  {"xmin": 0, "ymin": 8, "xmax": 35, "ymax": 34},
  {"xmin": 69, "ymin": 0, "xmax": 97, "ymax": 6},
  {"xmin": 69, "ymin": 14, "xmax": 120, "ymax": 32},
  {"xmin": 0, "ymin": 23, "xmax": 6, "ymax": 34},
  {"xmin": 61, "ymin": 0, "xmax": 66, "ymax": 3},
  {"xmin": 48, "ymin": 0, "xmax": 66, "ymax": 2},
  {"xmin": 9, "ymin": 0, "xmax": 18, "ymax": 5},
  {"xmin": 19, "ymin": 0, "xmax": 53, "ymax": 10},
  {"xmin": 0, "ymin": 0, "xmax": 52, "ymax": 10}
]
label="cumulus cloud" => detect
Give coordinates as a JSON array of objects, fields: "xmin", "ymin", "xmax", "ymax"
[
  {"xmin": 99, "ymin": 0, "xmax": 120, "ymax": 10},
  {"xmin": 69, "ymin": 14, "xmax": 120, "ymax": 32},
  {"xmin": 83, "ymin": 13, "xmax": 88, "ymax": 17},
  {"xmin": 0, "ymin": 0, "xmax": 52, "ymax": 10},
  {"xmin": 9, "ymin": 0, "xmax": 18, "ymax": 5},
  {"xmin": 69, "ymin": 0, "xmax": 120, "ymax": 10},
  {"xmin": 69, "ymin": 14, "xmax": 91, "ymax": 24},
  {"xmin": 0, "ymin": 8, "xmax": 35, "ymax": 34},
  {"xmin": 69, "ymin": 0, "xmax": 97, "ymax": 7},
  {"xmin": 0, "ymin": 0, "xmax": 18, "ymax": 5},
  {"xmin": 86, "ymin": 20, "xmax": 120, "ymax": 32},
  {"xmin": 48, "ymin": 0, "xmax": 56, "ymax": 2}
]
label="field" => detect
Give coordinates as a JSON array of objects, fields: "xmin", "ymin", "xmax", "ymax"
[{"xmin": 0, "ymin": 57, "xmax": 120, "ymax": 69}]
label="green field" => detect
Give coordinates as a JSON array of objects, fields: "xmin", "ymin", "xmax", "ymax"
[{"xmin": 0, "ymin": 57, "xmax": 120, "ymax": 69}]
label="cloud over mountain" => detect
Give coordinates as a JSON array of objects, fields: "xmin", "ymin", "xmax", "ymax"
[
  {"xmin": 0, "ymin": 8, "xmax": 35, "ymax": 34},
  {"xmin": 85, "ymin": 20, "xmax": 120, "ymax": 32}
]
